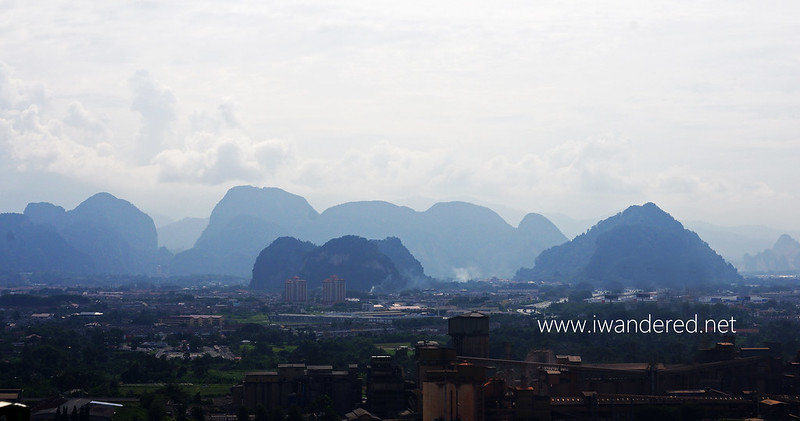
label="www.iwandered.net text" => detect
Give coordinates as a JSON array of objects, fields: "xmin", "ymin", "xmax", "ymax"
[{"xmin": 537, "ymin": 314, "xmax": 736, "ymax": 334}]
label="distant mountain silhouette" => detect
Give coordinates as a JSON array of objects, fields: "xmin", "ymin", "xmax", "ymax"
[
  {"xmin": 682, "ymin": 221, "xmax": 800, "ymax": 269},
  {"xmin": 251, "ymin": 235, "xmax": 427, "ymax": 292},
  {"xmin": 402, "ymin": 201, "xmax": 546, "ymax": 279},
  {"xmin": 313, "ymin": 201, "xmax": 416, "ymax": 241},
  {"xmin": 372, "ymin": 236, "xmax": 429, "ymax": 287},
  {"xmin": 542, "ymin": 213, "xmax": 598, "ymax": 239},
  {"xmin": 299, "ymin": 235, "xmax": 406, "ymax": 292},
  {"xmin": 173, "ymin": 186, "xmax": 568, "ymax": 279},
  {"xmin": 0, "ymin": 213, "xmax": 94, "ymax": 273},
  {"xmin": 22, "ymin": 192, "xmax": 162, "ymax": 275},
  {"xmin": 251, "ymin": 237, "xmax": 318, "ymax": 291},
  {"xmin": 741, "ymin": 234, "xmax": 800, "ymax": 274},
  {"xmin": 515, "ymin": 202, "xmax": 742, "ymax": 288},
  {"xmin": 169, "ymin": 186, "xmax": 319, "ymax": 276},
  {"xmin": 157, "ymin": 217, "xmax": 208, "ymax": 252}
]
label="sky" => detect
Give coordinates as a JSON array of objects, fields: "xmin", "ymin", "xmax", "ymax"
[{"xmin": 1, "ymin": 1, "xmax": 799, "ymax": 230}]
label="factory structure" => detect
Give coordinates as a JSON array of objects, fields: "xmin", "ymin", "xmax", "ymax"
[{"xmin": 231, "ymin": 310, "xmax": 798, "ymax": 421}]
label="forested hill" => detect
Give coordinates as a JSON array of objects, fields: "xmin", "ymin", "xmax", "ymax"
[
  {"xmin": 515, "ymin": 202, "xmax": 742, "ymax": 288},
  {"xmin": 251, "ymin": 235, "xmax": 431, "ymax": 292},
  {"xmin": 1, "ymin": 192, "xmax": 163, "ymax": 275},
  {"xmin": 171, "ymin": 186, "xmax": 567, "ymax": 279}
]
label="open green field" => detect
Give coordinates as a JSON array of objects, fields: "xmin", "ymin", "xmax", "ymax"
[
  {"xmin": 208, "ymin": 369, "xmax": 246, "ymax": 383},
  {"xmin": 375, "ymin": 342, "xmax": 411, "ymax": 355},
  {"xmin": 225, "ymin": 313, "xmax": 270, "ymax": 324},
  {"xmin": 272, "ymin": 345, "xmax": 297, "ymax": 353},
  {"xmin": 109, "ymin": 401, "xmax": 148, "ymax": 421},
  {"xmin": 118, "ymin": 380, "xmax": 237, "ymax": 399}
]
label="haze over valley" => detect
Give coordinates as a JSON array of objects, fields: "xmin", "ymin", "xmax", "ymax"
[
  {"xmin": 3, "ymin": 185, "xmax": 799, "ymax": 291},
  {"xmin": 2, "ymin": 3, "xmax": 800, "ymax": 420}
]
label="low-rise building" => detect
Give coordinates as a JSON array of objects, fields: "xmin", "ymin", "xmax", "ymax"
[{"xmin": 232, "ymin": 363, "xmax": 361, "ymax": 415}]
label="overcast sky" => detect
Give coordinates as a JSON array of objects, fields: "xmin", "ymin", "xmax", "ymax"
[{"xmin": 1, "ymin": 1, "xmax": 798, "ymax": 230}]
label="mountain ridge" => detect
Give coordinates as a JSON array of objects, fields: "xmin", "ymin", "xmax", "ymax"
[
  {"xmin": 170, "ymin": 185, "xmax": 569, "ymax": 279},
  {"xmin": 251, "ymin": 235, "xmax": 428, "ymax": 292},
  {"xmin": 741, "ymin": 234, "xmax": 800, "ymax": 274},
  {"xmin": 5, "ymin": 187, "xmax": 759, "ymax": 287},
  {"xmin": 515, "ymin": 202, "xmax": 742, "ymax": 288},
  {"xmin": 19, "ymin": 192, "xmax": 162, "ymax": 275}
]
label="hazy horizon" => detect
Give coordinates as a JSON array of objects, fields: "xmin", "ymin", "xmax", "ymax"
[{"xmin": 2, "ymin": 2, "xmax": 799, "ymax": 231}]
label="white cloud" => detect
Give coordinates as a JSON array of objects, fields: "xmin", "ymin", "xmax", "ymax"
[
  {"xmin": 154, "ymin": 99, "xmax": 293, "ymax": 185},
  {"xmin": 0, "ymin": 64, "xmax": 150, "ymax": 194},
  {"xmin": 284, "ymin": 136, "xmax": 646, "ymax": 214},
  {"xmin": 0, "ymin": 63, "xmax": 48, "ymax": 112},
  {"xmin": 63, "ymin": 102, "xmax": 110, "ymax": 147},
  {"xmin": 129, "ymin": 70, "xmax": 177, "ymax": 164},
  {"xmin": 289, "ymin": 141, "xmax": 454, "ymax": 202},
  {"xmin": 0, "ymin": 103, "xmax": 139, "ymax": 183},
  {"xmin": 64, "ymin": 102, "xmax": 108, "ymax": 134},
  {"xmin": 1, "ymin": 1, "xmax": 799, "ymax": 229},
  {"xmin": 154, "ymin": 136, "xmax": 292, "ymax": 185}
]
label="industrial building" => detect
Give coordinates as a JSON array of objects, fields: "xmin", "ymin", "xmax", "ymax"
[
  {"xmin": 231, "ymin": 363, "xmax": 361, "ymax": 416},
  {"xmin": 447, "ymin": 311, "xmax": 489, "ymax": 359},
  {"xmin": 226, "ymin": 311, "xmax": 800, "ymax": 421},
  {"xmin": 366, "ymin": 355, "xmax": 413, "ymax": 419}
]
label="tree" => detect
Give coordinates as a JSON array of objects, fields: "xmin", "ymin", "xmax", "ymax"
[
  {"xmin": 189, "ymin": 335, "xmax": 204, "ymax": 352},
  {"xmin": 149, "ymin": 399, "xmax": 166, "ymax": 421},
  {"xmin": 310, "ymin": 395, "xmax": 337, "ymax": 421},
  {"xmin": 255, "ymin": 404, "xmax": 269, "ymax": 421},
  {"xmin": 270, "ymin": 407, "xmax": 285, "ymax": 421},
  {"xmin": 130, "ymin": 336, "xmax": 144, "ymax": 350},
  {"xmin": 192, "ymin": 354, "xmax": 212, "ymax": 379},
  {"xmin": 237, "ymin": 406, "xmax": 250, "ymax": 421},
  {"xmin": 568, "ymin": 288, "xmax": 592, "ymax": 303},
  {"xmin": 288, "ymin": 406, "xmax": 303, "ymax": 421},
  {"xmin": 191, "ymin": 405, "xmax": 204, "ymax": 421},
  {"xmin": 320, "ymin": 404, "xmax": 338, "ymax": 421},
  {"xmin": 55, "ymin": 406, "xmax": 66, "ymax": 421}
]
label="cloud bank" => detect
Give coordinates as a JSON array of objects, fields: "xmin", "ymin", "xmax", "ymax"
[{"xmin": 0, "ymin": 1, "xmax": 798, "ymax": 230}]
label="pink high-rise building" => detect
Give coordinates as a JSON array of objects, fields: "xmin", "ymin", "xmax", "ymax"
[
  {"xmin": 322, "ymin": 275, "xmax": 346, "ymax": 303},
  {"xmin": 284, "ymin": 277, "xmax": 307, "ymax": 302}
]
